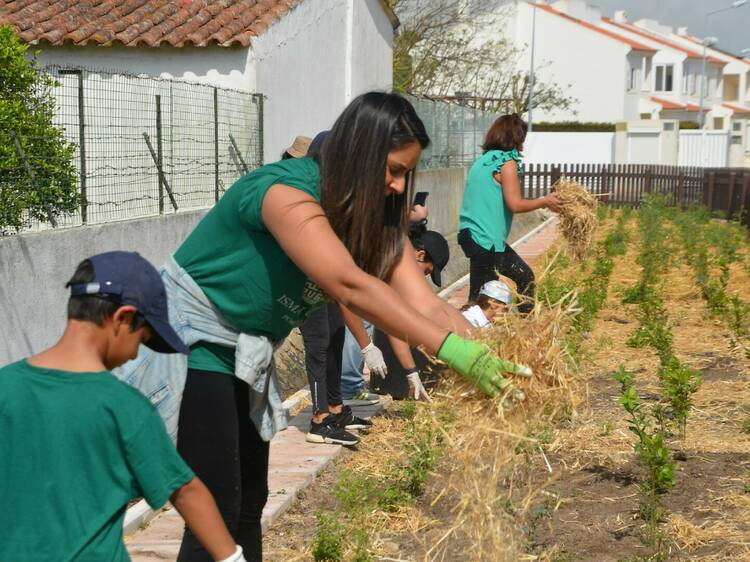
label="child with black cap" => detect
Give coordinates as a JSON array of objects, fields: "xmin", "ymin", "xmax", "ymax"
[{"xmin": 0, "ymin": 251, "xmax": 247, "ymax": 562}]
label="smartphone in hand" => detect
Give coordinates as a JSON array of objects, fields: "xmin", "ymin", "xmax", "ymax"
[{"xmin": 413, "ymin": 191, "xmax": 429, "ymax": 207}]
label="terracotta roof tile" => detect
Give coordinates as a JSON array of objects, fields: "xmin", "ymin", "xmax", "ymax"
[{"xmin": 0, "ymin": 0, "xmax": 300, "ymax": 47}]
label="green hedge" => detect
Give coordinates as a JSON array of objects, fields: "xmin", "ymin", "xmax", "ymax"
[{"xmin": 531, "ymin": 121, "xmax": 615, "ymax": 132}]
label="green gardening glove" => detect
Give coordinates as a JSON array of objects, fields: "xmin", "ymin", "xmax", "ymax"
[{"xmin": 437, "ymin": 333, "xmax": 532, "ymax": 400}]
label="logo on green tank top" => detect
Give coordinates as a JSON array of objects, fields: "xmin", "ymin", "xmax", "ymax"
[{"xmin": 302, "ymin": 279, "xmax": 325, "ymax": 305}]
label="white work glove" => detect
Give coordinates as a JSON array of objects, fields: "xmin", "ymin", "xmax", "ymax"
[
  {"xmin": 406, "ymin": 371, "xmax": 432, "ymax": 402},
  {"xmin": 217, "ymin": 545, "xmax": 247, "ymax": 562},
  {"xmin": 362, "ymin": 342, "xmax": 388, "ymax": 378}
]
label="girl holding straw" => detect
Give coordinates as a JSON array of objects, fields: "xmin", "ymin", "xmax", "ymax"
[
  {"xmin": 119, "ymin": 93, "xmax": 532, "ymax": 562},
  {"xmin": 458, "ymin": 114, "xmax": 563, "ymax": 313}
]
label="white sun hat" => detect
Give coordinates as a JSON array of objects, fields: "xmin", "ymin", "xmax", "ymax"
[{"xmin": 479, "ymin": 279, "xmax": 512, "ymax": 305}]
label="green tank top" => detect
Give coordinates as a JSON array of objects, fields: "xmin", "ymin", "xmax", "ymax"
[
  {"xmin": 174, "ymin": 157, "xmax": 327, "ymax": 374},
  {"xmin": 459, "ymin": 149, "xmax": 523, "ymax": 252}
]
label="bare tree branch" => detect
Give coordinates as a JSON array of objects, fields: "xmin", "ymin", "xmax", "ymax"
[{"xmin": 391, "ymin": 0, "xmax": 578, "ymax": 117}]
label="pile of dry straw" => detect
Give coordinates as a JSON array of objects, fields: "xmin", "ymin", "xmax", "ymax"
[{"xmin": 553, "ymin": 177, "xmax": 598, "ymax": 261}]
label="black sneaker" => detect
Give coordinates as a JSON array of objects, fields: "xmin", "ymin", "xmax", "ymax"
[
  {"xmin": 332, "ymin": 405, "xmax": 373, "ymax": 431},
  {"xmin": 306, "ymin": 416, "xmax": 359, "ymax": 446}
]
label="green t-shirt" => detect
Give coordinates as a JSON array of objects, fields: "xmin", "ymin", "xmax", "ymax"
[
  {"xmin": 0, "ymin": 360, "xmax": 194, "ymax": 562},
  {"xmin": 459, "ymin": 149, "xmax": 524, "ymax": 252},
  {"xmin": 174, "ymin": 156, "xmax": 327, "ymax": 374}
]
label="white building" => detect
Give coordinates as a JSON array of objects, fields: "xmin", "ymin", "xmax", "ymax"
[
  {"xmin": 508, "ymin": 1, "xmax": 750, "ymax": 125},
  {"xmin": 2, "ymin": 0, "xmax": 397, "ymax": 163},
  {"xmin": 502, "ymin": 0, "xmax": 750, "ymax": 165}
]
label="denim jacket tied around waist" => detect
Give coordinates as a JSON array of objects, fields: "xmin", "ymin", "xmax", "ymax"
[{"xmin": 113, "ymin": 255, "xmax": 287, "ymax": 443}]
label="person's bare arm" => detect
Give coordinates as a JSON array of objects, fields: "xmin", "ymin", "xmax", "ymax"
[
  {"xmin": 170, "ymin": 477, "xmax": 237, "ymax": 561},
  {"xmin": 262, "ymin": 185, "xmax": 448, "ymax": 355},
  {"xmin": 339, "ymin": 305, "xmax": 370, "ymax": 349},
  {"xmin": 386, "ymin": 239, "xmax": 473, "ymax": 340},
  {"xmin": 497, "ymin": 161, "xmax": 563, "ymax": 213}
]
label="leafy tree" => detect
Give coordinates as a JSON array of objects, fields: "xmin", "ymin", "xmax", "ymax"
[
  {"xmin": 0, "ymin": 25, "xmax": 78, "ymax": 232},
  {"xmin": 389, "ymin": 0, "xmax": 577, "ymax": 116}
]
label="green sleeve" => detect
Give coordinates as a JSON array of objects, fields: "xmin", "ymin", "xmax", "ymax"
[
  {"xmin": 485, "ymin": 149, "xmax": 523, "ymax": 177},
  {"xmin": 124, "ymin": 407, "xmax": 195, "ymax": 509},
  {"xmin": 238, "ymin": 159, "xmax": 321, "ymax": 231}
]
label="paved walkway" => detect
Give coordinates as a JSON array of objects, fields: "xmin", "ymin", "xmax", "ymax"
[{"xmin": 125, "ymin": 217, "xmax": 559, "ymax": 561}]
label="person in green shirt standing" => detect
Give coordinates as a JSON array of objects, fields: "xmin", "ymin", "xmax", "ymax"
[
  {"xmin": 0, "ymin": 251, "xmax": 248, "ymax": 562},
  {"xmin": 125, "ymin": 92, "xmax": 533, "ymax": 562},
  {"xmin": 458, "ymin": 114, "xmax": 564, "ymax": 313}
]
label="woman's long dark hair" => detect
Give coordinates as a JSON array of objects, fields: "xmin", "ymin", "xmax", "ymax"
[{"xmin": 314, "ymin": 92, "xmax": 430, "ymax": 280}]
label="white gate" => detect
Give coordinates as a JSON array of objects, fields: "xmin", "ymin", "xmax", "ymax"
[{"xmin": 678, "ymin": 130, "xmax": 729, "ymax": 167}]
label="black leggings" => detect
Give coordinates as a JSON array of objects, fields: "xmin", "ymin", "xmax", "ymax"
[
  {"xmin": 176, "ymin": 369, "xmax": 269, "ymax": 562},
  {"xmin": 458, "ymin": 228, "xmax": 535, "ymax": 313},
  {"xmin": 298, "ymin": 303, "xmax": 344, "ymax": 413}
]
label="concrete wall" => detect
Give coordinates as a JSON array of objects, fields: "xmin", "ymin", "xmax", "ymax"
[
  {"xmin": 524, "ymin": 132, "xmax": 615, "ymax": 165},
  {"xmin": 0, "ymin": 211, "xmax": 207, "ymax": 364},
  {"xmin": 253, "ymin": 0, "xmax": 394, "ymax": 162}
]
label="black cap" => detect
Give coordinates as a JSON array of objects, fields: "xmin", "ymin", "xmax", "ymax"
[
  {"xmin": 308, "ymin": 130, "xmax": 330, "ymax": 155},
  {"xmin": 69, "ymin": 251, "xmax": 189, "ymax": 355},
  {"xmin": 421, "ymin": 230, "xmax": 449, "ymax": 287}
]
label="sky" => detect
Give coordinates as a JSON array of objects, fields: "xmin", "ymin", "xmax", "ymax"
[{"xmin": 593, "ymin": 0, "xmax": 750, "ymax": 55}]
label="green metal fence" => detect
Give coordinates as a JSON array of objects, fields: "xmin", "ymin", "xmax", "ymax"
[{"xmin": 408, "ymin": 95, "xmax": 501, "ymax": 169}]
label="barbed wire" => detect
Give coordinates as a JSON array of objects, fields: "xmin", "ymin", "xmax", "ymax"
[{"xmin": 2, "ymin": 65, "xmax": 262, "ymax": 234}]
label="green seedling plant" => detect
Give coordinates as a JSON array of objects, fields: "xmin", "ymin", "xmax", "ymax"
[
  {"xmin": 627, "ymin": 291, "xmax": 674, "ymax": 367},
  {"xmin": 659, "ymin": 358, "xmax": 701, "ymax": 440},
  {"xmin": 316, "ymin": 401, "xmax": 451, "ymax": 558},
  {"xmin": 613, "ymin": 368, "xmax": 674, "ymax": 556},
  {"xmin": 313, "ymin": 511, "xmax": 344, "ymax": 562}
]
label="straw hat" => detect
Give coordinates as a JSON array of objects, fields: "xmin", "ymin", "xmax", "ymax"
[{"xmin": 285, "ymin": 135, "xmax": 312, "ymax": 158}]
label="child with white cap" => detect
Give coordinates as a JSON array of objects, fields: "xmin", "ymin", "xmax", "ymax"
[{"xmin": 462, "ymin": 279, "xmax": 513, "ymax": 329}]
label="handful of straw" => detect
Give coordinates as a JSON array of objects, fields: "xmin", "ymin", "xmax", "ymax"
[{"xmin": 552, "ymin": 177, "xmax": 598, "ymax": 261}]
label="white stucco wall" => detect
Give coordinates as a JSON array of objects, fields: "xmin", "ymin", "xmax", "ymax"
[
  {"xmin": 252, "ymin": 0, "xmax": 394, "ymax": 162},
  {"xmin": 524, "ymin": 132, "xmax": 615, "ymax": 164},
  {"xmin": 515, "ymin": 2, "xmax": 629, "ymax": 122},
  {"xmin": 350, "ymin": 0, "xmax": 394, "ymax": 96},
  {"xmin": 36, "ymin": 44, "xmax": 254, "ymax": 91}
]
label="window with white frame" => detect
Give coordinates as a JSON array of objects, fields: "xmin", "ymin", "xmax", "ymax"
[
  {"xmin": 641, "ymin": 58, "xmax": 651, "ymax": 91},
  {"xmin": 682, "ymin": 70, "xmax": 689, "ymax": 95},
  {"xmin": 654, "ymin": 64, "xmax": 674, "ymax": 92},
  {"xmin": 629, "ymin": 66, "xmax": 638, "ymax": 91}
]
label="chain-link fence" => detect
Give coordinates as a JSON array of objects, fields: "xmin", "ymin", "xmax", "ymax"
[
  {"xmin": 408, "ymin": 95, "xmax": 502, "ymax": 169},
  {"xmin": 7, "ymin": 66, "xmax": 263, "ymax": 232}
]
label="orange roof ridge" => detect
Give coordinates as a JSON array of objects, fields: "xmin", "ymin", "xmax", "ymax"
[
  {"xmin": 532, "ymin": 3, "xmax": 656, "ymax": 53},
  {"xmin": 722, "ymin": 102, "xmax": 750, "ymax": 113},
  {"xmin": 650, "ymin": 96, "xmax": 685, "ymax": 110},
  {"xmin": 604, "ymin": 18, "xmax": 726, "ymax": 65}
]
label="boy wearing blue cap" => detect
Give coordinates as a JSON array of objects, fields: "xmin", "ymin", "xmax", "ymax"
[{"xmin": 0, "ymin": 252, "xmax": 247, "ymax": 562}]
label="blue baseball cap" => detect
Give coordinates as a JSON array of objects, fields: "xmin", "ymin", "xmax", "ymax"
[{"xmin": 69, "ymin": 251, "xmax": 189, "ymax": 355}]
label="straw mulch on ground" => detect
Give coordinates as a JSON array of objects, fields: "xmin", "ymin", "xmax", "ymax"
[{"xmin": 264, "ymin": 211, "xmax": 750, "ymax": 562}]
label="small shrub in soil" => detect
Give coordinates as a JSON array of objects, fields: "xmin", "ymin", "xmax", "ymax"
[
  {"xmin": 659, "ymin": 358, "xmax": 701, "ymax": 440},
  {"xmin": 613, "ymin": 367, "xmax": 674, "ymax": 556},
  {"xmin": 312, "ymin": 511, "xmax": 344, "ymax": 562}
]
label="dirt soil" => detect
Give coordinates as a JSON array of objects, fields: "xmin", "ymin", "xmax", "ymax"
[
  {"xmin": 264, "ymin": 213, "xmax": 750, "ymax": 562},
  {"xmin": 528, "ymin": 220, "xmax": 750, "ymax": 562}
]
